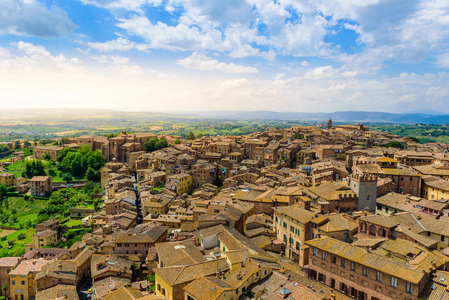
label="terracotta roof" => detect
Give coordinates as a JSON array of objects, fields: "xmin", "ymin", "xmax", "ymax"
[
  {"xmin": 306, "ymin": 237, "xmax": 432, "ymax": 285},
  {"xmin": 35, "ymin": 229, "xmax": 57, "ymax": 238},
  {"xmin": 155, "ymin": 240, "xmax": 206, "ymax": 267},
  {"xmin": 183, "ymin": 276, "xmax": 234, "ymax": 300},
  {"xmin": 155, "ymin": 258, "xmax": 230, "ymax": 286},
  {"xmin": 359, "ymin": 214, "xmax": 398, "ymax": 228},
  {"xmin": 274, "ymin": 205, "xmax": 317, "ymax": 225},
  {"xmin": 35, "ymin": 284, "xmax": 79, "ymax": 300},
  {"xmin": 10, "ymin": 259, "xmax": 50, "ymax": 275},
  {"xmin": 104, "ymin": 286, "xmax": 144, "ymax": 300},
  {"xmin": 0, "ymin": 257, "xmax": 20, "ymax": 267}
]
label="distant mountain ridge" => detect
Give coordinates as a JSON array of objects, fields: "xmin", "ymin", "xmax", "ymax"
[
  {"xmin": 175, "ymin": 110, "xmax": 449, "ymax": 124},
  {"xmin": 0, "ymin": 108, "xmax": 448, "ymax": 124}
]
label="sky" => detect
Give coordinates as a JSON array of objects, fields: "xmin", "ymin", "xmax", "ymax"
[{"xmin": 0, "ymin": 0, "xmax": 449, "ymax": 113}]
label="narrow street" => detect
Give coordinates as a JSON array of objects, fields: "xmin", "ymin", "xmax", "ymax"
[
  {"xmin": 78, "ymin": 279, "xmax": 93, "ymax": 300},
  {"xmin": 133, "ymin": 174, "xmax": 143, "ymax": 224}
]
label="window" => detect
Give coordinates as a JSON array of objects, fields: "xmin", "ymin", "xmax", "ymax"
[
  {"xmin": 12, "ymin": 280, "xmax": 15, "ymax": 285},
  {"xmin": 391, "ymin": 277, "xmax": 398, "ymax": 288},
  {"xmin": 351, "ymin": 262, "xmax": 356, "ymax": 271},
  {"xmin": 341, "ymin": 259, "xmax": 346, "ymax": 268},
  {"xmin": 442, "ymin": 235, "xmax": 445, "ymax": 242},
  {"xmin": 322, "ymin": 251, "xmax": 327, "ymax": 260},
  {"xmin": 376, "ymin": 272, "xmax": 382, "ymax": 282},
  {"xmin": 295, "ymin": 229, "xmax": 300, "ymax": 235},
  {"xmin": 331, "ymin": 255, "xmax": 337, "ymax": 264},
  {"xmin": 290, "ymin": 226, "xmax": 294, "ymax": 233},
  {"xmin": 296, "ymin": 241, "xmax": 300, "ymax": 251},
  {"xmin": 275, "ymin": 216, "xmax": 278, "ymax": 222},
  {"xmin": 363, "ymin": 267, "xmax": 369, "ymax": 276},
  {"xmin": 283, "ymin": 222, "xmax": 287, "ymax": 229},
  {"xmin": 21, "ymin": 281, "xmax": 25, "ymax": 285},
  {"xmin": 406, "ymin": 283, "xmax": 413, "ymax": 294},
  {"xmin": 289, "ymin": 237, "xmax": 294, "ymax": 245},
  {"xmin": 313, "ymin": 248, "xmax": 318, "ymax": 256}
]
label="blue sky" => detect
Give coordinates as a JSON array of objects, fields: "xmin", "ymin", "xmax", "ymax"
[{"xmin": 0, "ymin": 0, "xmax": 448, "ymax": 113}]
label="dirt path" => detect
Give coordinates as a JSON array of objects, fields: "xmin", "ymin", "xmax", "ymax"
[{"xmin": 0, "ymin": 229, "xmax": 17, "ymax": 238}]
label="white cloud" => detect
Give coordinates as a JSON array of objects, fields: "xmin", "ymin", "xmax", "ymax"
[
  {"xmin": 78, "ymin": 0, "xmax": 162, "ymax": 11},
  {"xmin": 86, "ymin": 38, "xmax": 150, "ymax": 52},
  {"xmin": 177, "ymin": 52, "xmax": 258, "ymax": 74},
  {"xmin": 2, "ymin": 42, "xmax": 449, "ymax": 113},
  {"xmin": 91, "ymin": 54, "xmax": 130, "ymax": 65},
  {"xmin": 436, "ymin": 53, "xmax": 449, "ymax": 68},
  {"xmin": 0, "ymin": 0, "xmax": 74, "ymax": 37}
]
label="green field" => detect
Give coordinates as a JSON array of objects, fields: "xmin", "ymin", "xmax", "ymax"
[
  {"xmin": 2, "ymin": 159, "xmax": 86, "ymax": 182},
  {"xmin": 63, "ymin": 219, "xmax": 85, "ymax": 227},
  {"xmin": 0, "ymin": 196, "xmax": 47, "ymax": 228}
]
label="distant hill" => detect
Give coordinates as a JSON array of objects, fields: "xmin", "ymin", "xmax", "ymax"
[
  {"xmin": 1, "ymin": 108, "xmax": 448, "ymax": 124},
  {"xmin": 176, "ymin": 110, "xmax": 449, "ymax": 124}
]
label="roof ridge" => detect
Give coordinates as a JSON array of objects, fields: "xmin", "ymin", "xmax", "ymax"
[{"xmin": 171, "ymin": 265, "xmax": 186, "ymax": 285}]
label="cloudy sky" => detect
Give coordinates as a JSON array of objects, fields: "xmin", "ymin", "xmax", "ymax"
[{"xmin": 0, "ymin": 0, "xmax": 449, "ymax": 113}]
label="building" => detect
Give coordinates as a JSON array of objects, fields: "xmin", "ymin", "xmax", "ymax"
[
  {"xmin": 35, "ymin": 261, "xmax": 78, "ymax": 291},
  {"xmin": 0, "ymin": 173, "xmax": 15, "ymax": 187},
  {"xmin": 273, "ymin": 205, "xmax": 317, "ymax": 267},
  {"xmin": 380, "ymin": 168, "xmax": 421, "ymax": 197},
  {"xmin": 114, "ymin": 225, "xmax": 168, "ymax": 257},
  {"xmin": 306, "ymin": 236, "xmax": 448, "ymax": 300},
  {"xmin": 349, "ymin": 174, "xmax": 378, "ymax": 212},
  {"xmin": 35, "ymin": 285, "xmax": 79, "ymax": 300},
  {"xmin": 100, "ymin": 131, "xmax": 157, "ymax": 163},
  {"xmin": 165, "ymin": 173, "xmax": 193, "ymax": 196},
  {"xmin": 421, "ymin": 175, "xmax": 449, "ymax": 200},
  {"xmin": 29, "ymin": 176, "xmax": 53, "ymax": 197},
  {"xmin": 9, "ymin": 259, "xmax": 51, "ymax": 300},
  {"xmin": 33, "ymin": 146, "xmax": 62, "ymax": 160},
  {"xmin": 0, "ymin": 257, "xmax": 20, "ymax": 297},
  {"xmin": 29, "ymin": 229, "xmax": 59, "ymax": 251},
  {"xmin": 155, "ymin": 258, "xmax": 230, "ymax": 300}
]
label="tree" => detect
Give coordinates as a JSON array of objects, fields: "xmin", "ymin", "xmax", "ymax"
[
  {"xmin": 7, "ymin": 240, "xmax": 14, "ymax": 247},
  {"xmin": 385, "ymin": 141, "xmax": 405, "ymax": 149},
  {"xmin": 0, "ymin": 184, "xmax": 7, "ymax": 206},
  {"xmin": 25, "ymin": 219, "xmax": 32, "ymax": 229},
  {"xmin": 57, "ymin": 147, "xmax": 76, "ymax": 162},
  {"xmin": 23, "ymin": 140, "xmax": 31, "ymax": 148},
  {"xmin": 8, "ymin": 215, "xmax": 17, "ymax": 225},
  {"xmin": 0, "ymin": 144, "xmax": 9, "ymax": 153},
  {"xmin": 24, "ymin": 160, "xmax": 46, "ymax": 178},
  {"xmin": 17, "ymin": 233, "xmax": 25, "ymax": 240},
  {"xmin": 174, "ymin": 139, "xmax": 181, "ymax": 144},
  {"xmin": 197, "ymin": 134, "xmax": 203, "ymax": 139},
  {"xmin": 82, "ymin": 181, "xmax": 98, "ymax": 195},
  {"xmin": 155, "ymin": 137, "xmax": 168, "ymax": 150},
  {"xmin": 59, "ymin": 137, "xmax": 70, "ymax": 146},
  {"xmin": 2, "ymin": 284, "xmax": 8, "ymax": 298},
  {"xmin": 86, "ymin": 167, "xmax": 100, "ymax": 182},
  {"xmin": 145, "ymin": 137, "xmax": 159, "ymax": 152},
  {"xmin": 214, "ymin": 175, "xmax": 223, "ymax": 188},
  {"xmin": 407, "ymin": 136, "xmax": 420, "ymax": 143},
  {"xmin": 14, "ymin": 140, "xmax": 21, "ymax": 149},
  {"xmin": 62, "ymin": 173, "xmax": 73, "ymax": 182},
  {"xmin": 187, "ymin": 132, "xmax": 196, "ymax": 140},
  {"xmin": 33, "ymin": 138, "xmax": 39, "ymax": 146},
  {"xmin": 43, "ymin": 152, "xmax": 51, "ymax": 160}
]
